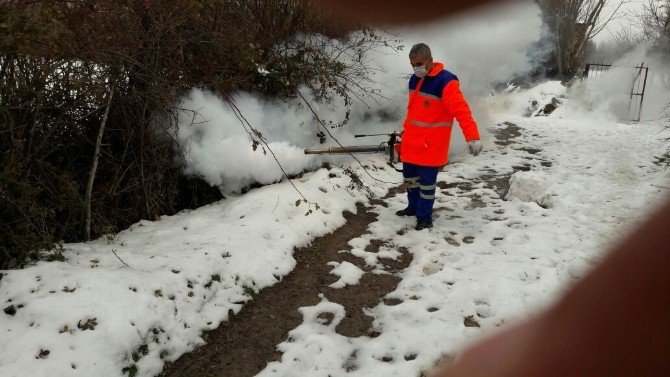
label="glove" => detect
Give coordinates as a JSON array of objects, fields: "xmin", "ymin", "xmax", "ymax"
[{"xmin": 468, "ymin": 140, "xmax": 483, "ymax": 156}]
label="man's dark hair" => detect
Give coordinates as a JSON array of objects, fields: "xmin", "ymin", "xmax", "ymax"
[{"xmin": 409, "ymin": 43, "xmax": 432, "ymax": 58}]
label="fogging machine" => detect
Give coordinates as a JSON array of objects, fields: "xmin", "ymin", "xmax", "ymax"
[{"xmin": 304, "ymin": 132, "xmax": 402, "ymax": 170}]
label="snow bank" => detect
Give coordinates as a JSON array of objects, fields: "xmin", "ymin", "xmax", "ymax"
[
  {"xmin": 493, "ymin": 81, "xmax": 567, "ymax": 118},
  {"xmin": 506, "ymin": 171, "xmax": 554, "ymax": 208},
  {"xmin": 0, "ymin": 163, "xmax": 398, "ymax": 377},
  {"xmin": 490, "ymin": 42, "xmax": 670, "ymax": 125}
]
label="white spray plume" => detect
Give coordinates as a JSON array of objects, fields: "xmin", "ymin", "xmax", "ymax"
[
  {"xmin": 569, "ymin": 43, "xmax": 670, "ymax": 122},
  {"xmin": 616, "ymin": 45, "xmax": 670, "ymax": 121},
  {"xmin": 169, "ymin": 0, "xmax": 544, "ymax": 194}
]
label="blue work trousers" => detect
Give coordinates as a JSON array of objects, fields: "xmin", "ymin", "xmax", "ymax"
[{"xmin": 402, "ymin": 163, "xmax": 439, "ymax": 223}]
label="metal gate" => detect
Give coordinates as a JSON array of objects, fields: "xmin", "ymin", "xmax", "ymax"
[{"xmin": 583, "ymin": 62, "xmax": 649, "ymax": 122}]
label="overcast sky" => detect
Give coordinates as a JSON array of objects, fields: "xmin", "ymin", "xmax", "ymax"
[{"xmin": 594, "ymin": 0, "xmax": 646, "ymax": 43}]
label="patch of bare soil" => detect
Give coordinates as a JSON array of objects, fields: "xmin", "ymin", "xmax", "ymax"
[
  {"xmin": 653, "ymin": 153, "xmax": 669, "ymax": 167},
  {"xmin": 493, "ymin": 122, "xmax": 522, "ymax": 146},
  {"xmin": 536, "ymin": 97, "xmax": 561, "ymax": 116},
  {"xmin": 483, "ymin": 122, "xmax": 554, "ymax": 198},
  {"xmin": 160, "ymin": 194, "xmax": 411, "ymax": 377}
]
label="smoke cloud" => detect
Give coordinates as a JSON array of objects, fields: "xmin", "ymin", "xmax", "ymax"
[
  {"xmin": 570, "ymin": 43, "xmax": 670, "ymax": 122},
  {"xmin": 168, "ymin": 0, "xmax": 544, "ymax": 194}
]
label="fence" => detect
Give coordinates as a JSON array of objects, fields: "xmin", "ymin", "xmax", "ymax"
[{"xmin": 583, "ymin": 62, "xmax": 649, "ymax": 122}]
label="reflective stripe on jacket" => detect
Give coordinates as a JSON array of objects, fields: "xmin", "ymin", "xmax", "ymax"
[{"xmin": 401, "ymin": 62, "xmax": 480, "ymax": 167}]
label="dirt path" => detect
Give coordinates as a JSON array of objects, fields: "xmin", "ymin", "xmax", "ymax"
[
  {"xmin": 160, "ymin": 189, "xmax": 410, "ymax": 377},
  {"xmin": 159, "ymin": 122, "xmax": 541, "ymax": 377}
]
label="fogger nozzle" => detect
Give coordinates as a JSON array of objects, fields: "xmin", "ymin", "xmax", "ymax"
[{"xmin": 304, "ymin": 145, "xmax": 387, "ymax": 155}]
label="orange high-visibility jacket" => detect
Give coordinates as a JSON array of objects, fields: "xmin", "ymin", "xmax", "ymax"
[{"xmin": 401, "ymin": 62, "xmax": 480, "ymax": 167}]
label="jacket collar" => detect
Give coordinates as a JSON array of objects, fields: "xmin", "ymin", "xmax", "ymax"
[{"xmin": 427, "ymin": 61, "xmax": 444, "ymax": 77}]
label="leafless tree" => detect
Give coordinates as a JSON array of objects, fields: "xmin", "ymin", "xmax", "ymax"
[
  {"xmin": 638, "ymin": 0, "xmax": 670, "ymax": 46},
  {"xmin": 540, "ymin": 0, "xmax": 629, "ymax": 75}
]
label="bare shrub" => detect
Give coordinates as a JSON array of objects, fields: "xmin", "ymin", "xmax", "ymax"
[{"xmin": 0, "ymin": 0, "xmax": 394, "ymax": 267}]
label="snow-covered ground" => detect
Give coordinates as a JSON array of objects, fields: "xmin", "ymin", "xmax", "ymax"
[
  {"xmin": 256, "ymin": 84, "xmax": 670, "ymax": 376},
  {"xmin": 1, "ymin": 82, "xmax": 668, "ymax": 377}
]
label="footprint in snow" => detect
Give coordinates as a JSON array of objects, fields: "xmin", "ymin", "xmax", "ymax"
[
  {"xmin": 445, "ymin": 251, "xmax": 463, "ymax": 263},
  {"xmin": 474, "ymin": 300, "xmax": 495, "ymax": 319},
  {"xmin": 444, "ymin": 235, "xmax": 460, "ymax": 247},
  {"xmin": 519, "ymin": 270, "xmax": 542, "ymax": 282},
  {"xmin": 422, "ymin": 261, "xmax": 444, "ymax": 276},
  {"xmin": 506, "ymin": 221, "xmax": 527, "ymax": 229},
  {"xmin": 490, "ymin": 237, "xmax": 504, "ymax": 246}
]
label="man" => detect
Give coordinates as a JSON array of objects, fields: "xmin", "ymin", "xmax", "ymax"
[
  {"xmin": 397, "ymin": 43, "xmax": 483, "ymax": 230},
  {"xmin": 322, "ymin": 4, "xmax": 669, "ymax": 377}
]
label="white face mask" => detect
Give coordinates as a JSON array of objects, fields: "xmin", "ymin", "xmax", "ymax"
[{"xmin": 413, "ymin": 65, "xmax": 428, "ymax": 78}]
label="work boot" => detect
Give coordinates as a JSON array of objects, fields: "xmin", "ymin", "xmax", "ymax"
[
  {"xmin": 395, "ymin": 208, "xmax": 415, "ymax": 217},
  {"xmin": 415, "ymin": 220, "xmax": 433, "ymax": 230}
]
